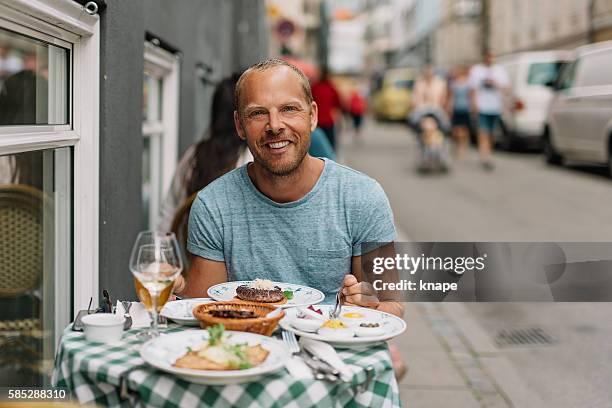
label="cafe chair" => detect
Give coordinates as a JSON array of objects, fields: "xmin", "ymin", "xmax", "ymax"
[{"xmin": 0, "ymin": 184, "xmax": 50, "ymax": 378}]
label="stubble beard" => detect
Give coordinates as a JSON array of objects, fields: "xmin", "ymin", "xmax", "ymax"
[
  {"xmin": 253, "ymin": 140, "xmax": 309, "ymax": 178},
  {"xmin": 241, "ymin": 126, "xmax": 310, "ymax": 178}
]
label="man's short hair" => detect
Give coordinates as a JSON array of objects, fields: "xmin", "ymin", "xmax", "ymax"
[{"xmin": 235, "ymin": 58, "xmax": 313, "ymax": 114}]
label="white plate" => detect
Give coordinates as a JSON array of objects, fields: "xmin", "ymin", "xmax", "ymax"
[
  {"xmin": 207, "ymin": 281, "xmax": 325, "ymax": 308},
  {"xmin": 160, "ymin": 298, "xmax": 214, "ymax": 326},
  {"xmin": 140, "ymin": 330, "xmax": 289, "ymax": 385},
  {"xmin": 279, "ymin": 305, "xmax": 406, "ymax": 348}
]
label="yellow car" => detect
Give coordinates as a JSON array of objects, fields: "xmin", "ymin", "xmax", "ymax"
[{"xmin": 372, "ymin": 68, "xmax": 415, "ymax": 121}]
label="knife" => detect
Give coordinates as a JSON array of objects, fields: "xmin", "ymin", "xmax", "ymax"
[
  {"xmin": 304, "ymin": 348, "xmax": 341, "ymax": 377},
  {"xmin": 299, "ymin": 351, "xmax": 338, "ymax": 382}
]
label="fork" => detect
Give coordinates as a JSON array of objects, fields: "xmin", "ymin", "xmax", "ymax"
[
  {"xmin": 330, "ymin": 289, "xmax": 344, "ymax": 319},
  {"xmin": 282, "ymin": 331, "xmax": 326, "ymax": 380},
  {"xmin": 282, "ymin": 330, "xmax": 301, "ymax": 355}
]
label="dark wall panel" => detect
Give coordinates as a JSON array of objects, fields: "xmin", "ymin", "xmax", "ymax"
[
  {"xmin": 98, "ymin": 0, "xmax": 267, "ymax": 301},
  {"xmin": 98, "ymin": 0, "xmax": 145, "ymax": 301}
]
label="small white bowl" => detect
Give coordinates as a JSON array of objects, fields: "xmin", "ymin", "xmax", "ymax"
[
  {"xmin": 339, "ymin": 312, "xmax": 369, "ymax": 327},
  {"xmin": 297, "ymin": 307, "xmax": 326, "ymax": 321},
  {"xmin": 292, "ymin": 318, "xmax": 321, "ymax": 332},
  {"xmin": 354, "ymin": 324, "xmax": 386, "ymax": 337},
  {"xmin": 82, "ymin": 313, "xmax": 125, "ymax": 343}
]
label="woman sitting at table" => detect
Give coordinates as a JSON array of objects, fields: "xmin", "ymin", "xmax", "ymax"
[{"xmin": 157, "ymin": 73, "xmax": 253, "ymax": 233}]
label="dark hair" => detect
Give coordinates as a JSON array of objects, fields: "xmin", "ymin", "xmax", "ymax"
[{"xmin": 184, "ymin": 73, "xmax": 246, "ymax": 197}]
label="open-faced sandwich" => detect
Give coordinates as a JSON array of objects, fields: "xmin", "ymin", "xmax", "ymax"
[
  {"xmin": 235, "ymin": 279, "xmax": 290, "ymax": 305},
  {"xmin": 173, "ymin": 324, "xmax": 269, "ymax": 370}
]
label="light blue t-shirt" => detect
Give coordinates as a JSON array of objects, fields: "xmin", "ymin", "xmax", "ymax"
[{"xmin": 186, "ymin": 158, "xmax": 396, "ymax": 301}]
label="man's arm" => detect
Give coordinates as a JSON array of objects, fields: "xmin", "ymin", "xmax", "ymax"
[
  {"xmin": 445, "ymin": 85, "xmax": 454, "ymax": 116},
  {"xmin": 176, "ymin": 255, "xmax": 228, "ymax": 298},
  {"xmin": 469, "ymin": 88, "xmax": 477, "ymax": 115},
  {"xmin": 343, "ymin": 253, "xmax": 405, "ymax": 318}
]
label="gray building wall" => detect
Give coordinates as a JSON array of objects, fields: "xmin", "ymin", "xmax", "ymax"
[
  {"xmin": 98, "ymin": 0, "xmax": 267, "ymax": 301},
  {"xmin": 98, "ymin": 0, "xmax": 145, "ymax": 302}
]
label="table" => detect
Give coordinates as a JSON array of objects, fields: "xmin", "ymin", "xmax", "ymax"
[{"xmin": 53, "ymin": 325, "xmax": 401, "ymax": 407}]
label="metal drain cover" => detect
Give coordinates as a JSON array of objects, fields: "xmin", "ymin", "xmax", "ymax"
[{"xmin": 495, "ymin": 327, "xmax": 557, "ymax": 347}]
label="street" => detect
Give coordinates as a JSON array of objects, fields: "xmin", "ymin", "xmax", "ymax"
[
  {"xmin": 341, "ymin": 120, "xmax": 612, "ymax": 242},
  {"xmin": 341, "ymin": 119, "xmax": 612, "ymax": 407}
]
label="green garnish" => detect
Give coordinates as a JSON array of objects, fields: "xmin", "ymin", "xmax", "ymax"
[
  {"xmin": 228, "ymin": 343, "xmax": 251, "ymax": 369},
  {"xmin": 283, "ymin": 290, "xmax": 294, "ymax": 300},
  {"xmin": 186, "ymin": 346, "xmax": 193, "ymax": 353},
  {"xmin": 207, "ymin": 324, "xmax": 225, "ymax": 346},
  {"xmin": 237, "ymin": 361, "xmax": 252, "ymax": 370},
  {"xmin": 206, "ymin": 325, "xmax": 252, "ymax": 370}
]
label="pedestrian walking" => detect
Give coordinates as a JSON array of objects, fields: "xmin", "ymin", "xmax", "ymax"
[
  {"xmin": 347, "ymin": 84, "xmax": 367, "ymax": 143},
  {"xmin": 447, "ymin": 65, "xmax": 472, "ymax": 159},
  {"xmin": 311, "ymin": 67, "xmax": 342, "ymax": 150},
  {"xmin": 411, "ymin": 64, "xmax": 450, "ymax": 172},
  {"xmin": 469, "ymin": 52, "xmax": 510, "ymax": 170},
  {"xmin": 411, "ymin": 64, "xmax": 449, "ymax": 132}
]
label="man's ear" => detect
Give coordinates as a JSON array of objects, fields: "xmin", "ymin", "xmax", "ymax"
[
  {"xmin": 310, "ymin": 101, "xmax": 318, "ymax": 132},
  {"xmin": 234, "ymin": 111, "xmax": 246, "ymax": 140}
]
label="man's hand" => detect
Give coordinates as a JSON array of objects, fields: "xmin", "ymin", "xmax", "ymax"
[
  {"xmin": 173, "ymin": 274, "xmax": 186, "ymax": 295},
  {"xmin": 341, "ymin": 274, "xmax": 379, "ymax": 308}
]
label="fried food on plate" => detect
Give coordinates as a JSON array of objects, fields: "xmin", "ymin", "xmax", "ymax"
[{"xmin": 173, "ymin": 324, "xmax": 269, "ymax": 370}]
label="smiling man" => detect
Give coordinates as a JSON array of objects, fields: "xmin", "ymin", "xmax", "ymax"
[{"xmin": 179, "ymin": 59, "xmax": 403, "ymax": 317}]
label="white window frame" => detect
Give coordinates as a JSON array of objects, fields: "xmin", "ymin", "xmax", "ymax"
[
  {"xmin": 0, "ymin": 0, "xmax": 100, "ymax": 318},
  {"xmin": 142, "ymin": 42, "xmax": 179, "ymax": 228}
]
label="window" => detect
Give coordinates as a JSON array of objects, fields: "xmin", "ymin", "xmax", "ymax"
[
  {"xmin": 0, "ymin": 148, "xmax": 70, "ymax": 386},
  {"xmin": 0, "ymin": 0, "xmax": 99, "ymax": 386},
  {"xmin": 393, "ymin": 79, "xmax": 414, "ymax": 90},
  {"xmin": 556, "ymin": 59, "xmax": 579, "ymax": 90},
  {"xmin": 142, "ymin": 42, "xmax": 179, "ymax": 230},
  {"xmin": 527, "ymin": 62, "xmax": 564, "ymax": 86},
  {"xmin": 0, "ymin": 27, "xmax": 69, "ymax": 125}
]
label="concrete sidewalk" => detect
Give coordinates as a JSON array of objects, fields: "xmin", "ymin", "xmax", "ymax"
[{"xmin": 392, "ymin": 303, "xmax": 545, "ymax": 408}]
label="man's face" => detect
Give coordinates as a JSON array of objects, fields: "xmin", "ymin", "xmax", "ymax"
[{"xmin": 235, "ymin": 66, "xmax": 318, "ymax": 176}]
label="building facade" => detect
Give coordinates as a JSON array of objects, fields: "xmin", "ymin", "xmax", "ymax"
[
  {"xmin": 0, "ymin": 0, "xmax": 267, "ymax": 387},
  {"xmin": 489, "ymin": 0, "xmax": 612, "ymax": 55},
  {"xmin": 266, "ymin": 0, "xmax": 321, "ymax": 64},
  {"xmin": 433, "ymin": 0, "xmax": 482, "ymax": 70},
  {"xmin": 393, "ymin": 0, "xmax": 612, "ymax": 69}
]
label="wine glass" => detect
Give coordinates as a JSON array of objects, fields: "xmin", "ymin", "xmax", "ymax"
[{"xmin": 129, "ymin": 231, "xmax": 183, "ymax": 339}]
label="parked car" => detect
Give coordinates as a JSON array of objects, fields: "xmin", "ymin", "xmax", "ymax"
[
  {"xmin": 544, "ymin": 41, "xmax": 612, "ymax": 177},
  {"xmin": 371, "ymin": 68, "xmax": 416, "ymax": 121},
  {"xmin": 495, "ymin": 51, "xmax": 570, "ymax": 150}
]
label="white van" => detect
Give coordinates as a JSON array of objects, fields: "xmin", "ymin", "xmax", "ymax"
[
  {"xmin": 544, "ymin": 41, "xmax": 612, "ymax": 177},
  {"xmin": 495, "ymin": 51, "xmax": 570, "ymax": 149}
]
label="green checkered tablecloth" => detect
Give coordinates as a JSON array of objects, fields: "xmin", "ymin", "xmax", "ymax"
[{"xmin": 52, "ymin": 325, "xmax": 401, "ymax": 408}]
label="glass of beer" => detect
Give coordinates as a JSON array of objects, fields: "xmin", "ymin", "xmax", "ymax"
[{"xmin": 129, "ymin": 231, "xmax": 183, "ymax": 339}]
